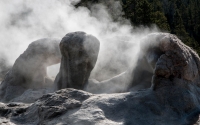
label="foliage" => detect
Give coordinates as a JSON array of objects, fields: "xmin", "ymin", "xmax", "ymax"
[{"xmin": 77, "ymin": 0, "xmax": 200, "ymax": 54}]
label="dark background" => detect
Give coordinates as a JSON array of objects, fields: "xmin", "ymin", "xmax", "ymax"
[{"xmin": 77, "ymin": 0, "xmax": 200, "ymax": 54}]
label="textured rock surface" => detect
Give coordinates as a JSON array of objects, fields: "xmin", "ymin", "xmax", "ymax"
[
  {"xmin": 0, "ymin": 38, "xmax": 61, "ymax": 102},
  {"xmin": 137, "ymin": 33, "xmax": 200, "ymax": 91},
  {"xmin": 0, "ymin": 88, "xmax": 199, "ymax": 125},
  {"xmin": 1, "ymin": 33, "xmax": 200, "ymax": 125},
  {"xmin": 0, "ymin": 89, "xmax": 92, "ymax": 125},
  {"xmin": 54, "ymin": 31, "xmax": 100, "ymax": 90},
  {"xmin": 10, "ymin": 88, "xmax": 53, "ymax": 103},
  {"xmin": 87, "ymin": 33, "xmax": 200, "ymax": 93},
  {"xmin": 0, "ymin": 102, "xmax": 31, "ymax": 125}
]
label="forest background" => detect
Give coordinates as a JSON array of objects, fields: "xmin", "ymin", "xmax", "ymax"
[{"xmin": 77, "ymin": 0, "xmax": 200, "ymax": 54}]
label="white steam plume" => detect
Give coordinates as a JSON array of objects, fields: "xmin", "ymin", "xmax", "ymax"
[{"xmin": 0, "ymin": 0, "xmax": 159, "ymax": 91}]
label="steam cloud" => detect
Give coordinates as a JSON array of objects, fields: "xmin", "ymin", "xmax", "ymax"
[{"xmin": 0, "ymin": 0, "xmax": 161, "ymax": 92}]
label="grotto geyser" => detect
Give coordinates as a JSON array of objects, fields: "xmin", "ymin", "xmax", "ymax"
[{"xmin": 0, "ymin": 32, "xmax": 200, "ymax": 125}]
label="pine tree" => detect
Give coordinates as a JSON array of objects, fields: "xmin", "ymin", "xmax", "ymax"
[
  {"xmin": 152, "ymin": 11, "xmax": 170, "ymax": 31},
  {"xmin": 77, "ymin": 0, "xmax": 200, "ymax": 54}
]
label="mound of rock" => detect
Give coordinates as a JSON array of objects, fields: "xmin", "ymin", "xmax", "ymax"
[
  {"xmin": 86, "ymin": 33, "xmax": 200, "ymax": 93},
  {"xmin": 0, "ymin": 38, "xmax": 61, "ymax": 102},
  {"xmin": 0, "ymin": 33, "xmax": 200, "ymax": 125},
  {"xmin": 0, "ymin": 87, "xmax": 199, "ymax": 125},
  {"xmin": 54, "ymin": 31, "xmax": 100, "ymax": 90}
]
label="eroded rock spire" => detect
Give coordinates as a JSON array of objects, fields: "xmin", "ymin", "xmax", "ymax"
[{"xmin": 54, "ymin": 31, "xmax": 100, "ymax": 90}]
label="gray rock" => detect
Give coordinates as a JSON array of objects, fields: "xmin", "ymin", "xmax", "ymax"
[
  {"xmin": 54, "ymin": 31, "xmax": 100, "ymax": 90},
  {"xmin": 148, "ymin": 33, "xmax": 200, "ymax": 90},
  {"xmin": 86, "ymin": 33, "xmax": 200, "ymax": 93},
  {"xmin": 10, "ymin": 89, "xmax": 92, "ymax": 125},
  {"xmin": 10, "ymin": 88, "xmax": 53, "ymax": 103},
  {"xmin": 0, "ymin": 38, "xmax": 61, "ymax": 102},
  {"xmin": 0, "ymin": 102, "xmax": 30, "ymax": 119},
  {"xmin": 1, "ymin": 33, "xmax": 200, "ymax": 125},
  {"xmin": 0, "ymin": 87, "xmax": 198, "ymax": 125}
]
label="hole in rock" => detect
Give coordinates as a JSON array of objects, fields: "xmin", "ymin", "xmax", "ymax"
[
  {"xmin": 129, "ymin": 47, "xmax": 164, "ymax": 91},
  {"xmin": 47, "ymin": 63, "xmax": 60, "ymax": 80}
]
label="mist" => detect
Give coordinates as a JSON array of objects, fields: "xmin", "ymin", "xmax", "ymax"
[{"xmin": 0, "ymin": 0, "xmax": 160, "ymax": 92}]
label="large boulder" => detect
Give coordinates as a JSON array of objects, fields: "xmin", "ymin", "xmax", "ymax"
[
  {"xmin": 54, "ymin": 31, "xmax": 100, "ymax": 90},
  {"xmin": 0, "ymin": 38, "xmax": 61, "ymax": 102}
]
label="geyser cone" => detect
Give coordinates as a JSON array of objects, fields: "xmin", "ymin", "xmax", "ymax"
[
  {"xmin": 55, "ymin": 31, "xmax": 100, "ymax": 90},
  {"xmin": 140, "ymin": 33, "xmax": 200, "ymax": 90},
  {"xmin": 0, "ymin": 38, "xmax": 61, "ymax": 102}
]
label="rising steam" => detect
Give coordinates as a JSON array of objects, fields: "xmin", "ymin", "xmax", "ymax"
[{"xmin": 0, "ymin": 0, "xmax": 160, "ymax": 92}]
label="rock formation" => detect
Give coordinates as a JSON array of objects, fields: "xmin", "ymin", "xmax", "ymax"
[
  {"xmin": 0, "ymin": 87, "xmax": 199, "ymax": 125},
  {"xmin": 1, "ymin": 33, "xmax": 200, "ymax": 125},
  {"xmin": 0, "ymin": 38, "xmax": 61, "ymax": 102},
  {"xmin": 54, "ymin": 31, "xmax": 100, "ymax": 90},
  {"xmin": 86, "ymin": 33, "xmax": 200, "ymax": 93}
]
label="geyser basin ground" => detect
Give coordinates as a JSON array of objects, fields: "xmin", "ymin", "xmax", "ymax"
[
  {"xmin": 0, "ymin": 88, "xmax": 199, "ymax": 125},
  {"xmin": 1, "ymin": 33, "xmax": 200, "ymax": 125}
]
